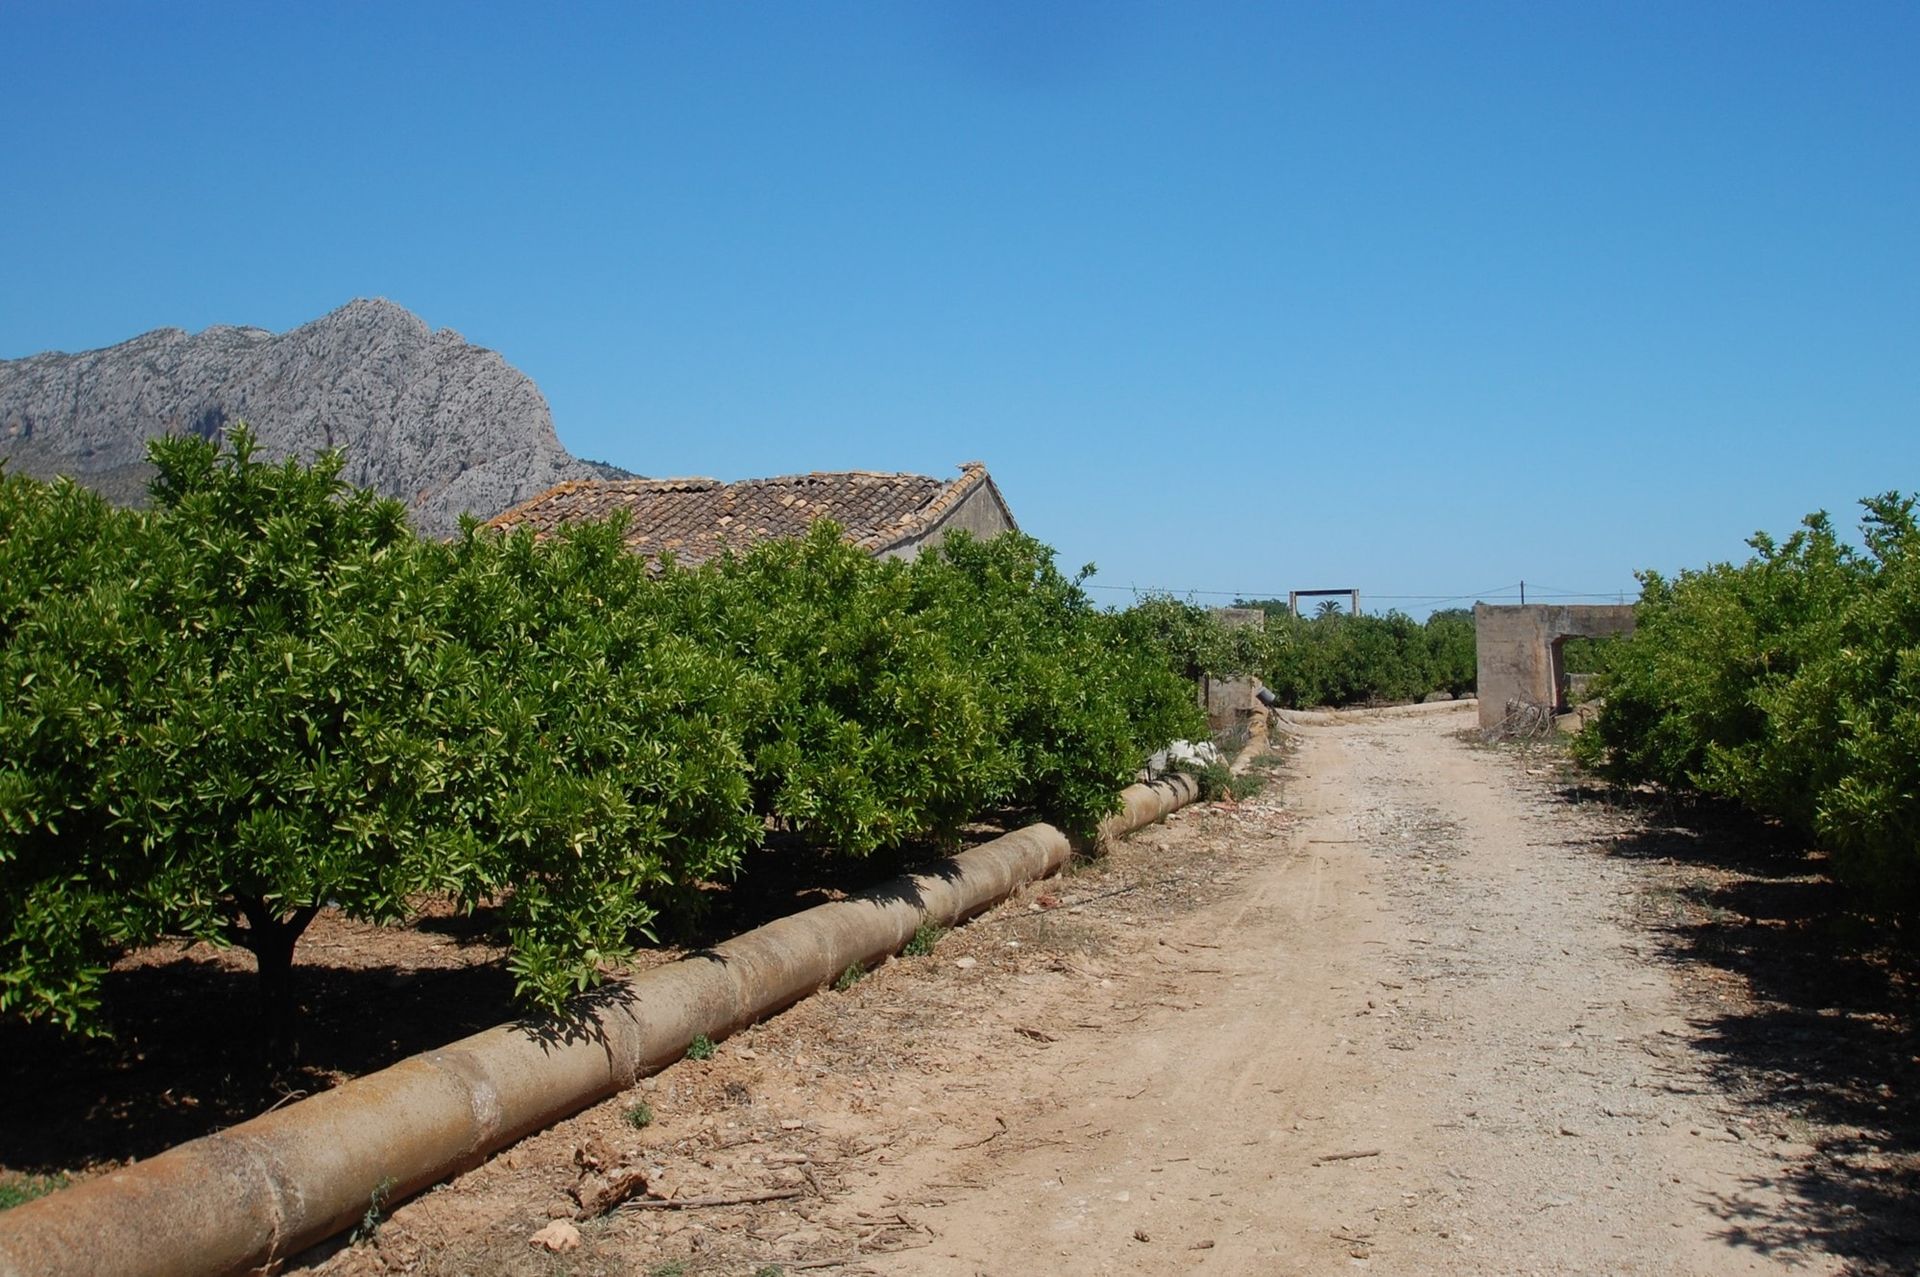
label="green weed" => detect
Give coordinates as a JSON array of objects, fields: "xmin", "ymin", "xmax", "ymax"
[
  {"xmin": 1227, "ymin": 771, "xmax": 1267, "ymax": 801},
  {"xmin": 0, "ymin": 1173, "xmax": 67, "ymax": 1212},
  {"xmin": 685, "ymin": 1034, "xmax": 715, "ymax": 1061},
  {"xmin": 1178, "ymin": 757, "xmax": 1234, "ymax": 801},
  {"xmin": 349, "ymin": 1175, "xmax": 396, "ymax": 1245},
  {"xmin": 903, "ymin": 922, "xmax": 946, "ymax": 956}
]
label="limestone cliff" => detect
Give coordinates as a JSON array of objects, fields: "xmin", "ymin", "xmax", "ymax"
[{"xmin": 0, "ymin": 299, "xmax": 630, "ymax": 536}]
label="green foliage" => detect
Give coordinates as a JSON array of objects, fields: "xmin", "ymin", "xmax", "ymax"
[
  {"xmin": 2, "ymin": 434, "xmax": 448, "ymax": 1037},
  {"xmin": 657, "ymin": 526, "xmax": 999, "ymax": 858},
  {"xmin": 1558, "ymin": 634, "xmax": 1620, "ymax": 677},
  {"xmin": 903, "ymin": 921, "xmax": 946, "ymax": 956},
  {"xmin": 1123, "ymin": 597, "xmax": 1475, "ymax": 710},
  {"xmin": 832, "ymin": 962, "xmax": 865, "ymax": 991},
  {"xmin": 624, "ymin": 1100, "xmax": 655, "ymax": 1129},
  {"xmin": 1177, "ymin": 757, "xmax": 1235, "ymax": 801},
  {"xmin": 911, "ymin": 535, "xmax": 1203, "ymax": 838},
  {"xmin": 350, "ymin": 1175, "xmax": 397, "ymax": 1245},
  {"xmin": 0, "ymin": 1172, "xmax": 68, "ymax": 1212},
  {"xmin": 1228, "ymin": 770, "xmax": 1268, "ymax": 802},
  {"xmin": 1115, "ymin": 595, "xmax": 1267, "ymax": 682},
  {"xmin": 1578, "ymin": 494, "xmax": 1920, "ymax": 910},
  {"xmin": 685, "ymin": 1033, "xmax": 716, "ymax": 1060},
  {"xmin": 1423, "ymin": 608, "xmax": 1479, "ymax": 698},
  {"xmin": 1298, "ymin": 608, "xmax": 1438, "ymax": 706},
  {"xmin": 0, "ymin": 471, "xmax": 156, "ymax": 1031},
  {"xmin": 0, "ymin": 438, "xmax": 1202, "ymax": 1040},
  {"xmin": 0, "ymin": 432, "xmax": 764, "ymax": 1036},
  {"xmin": 435, "ymin": 516, "xmax": 759, "ymax": 1008}
]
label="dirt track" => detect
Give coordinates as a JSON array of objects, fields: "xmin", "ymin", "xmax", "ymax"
[{"xmin": 317, "ymin": 702, "xmax": 1902, "ymax": 1276}]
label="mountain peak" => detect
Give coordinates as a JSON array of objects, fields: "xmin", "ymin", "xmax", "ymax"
[
  {"xmin": 0, "ymin": 301, "xmax": 631, "ymax": 534},
  {"xmin": 318, "ymin": 297, "xmax": 427, "ymax": 332}
]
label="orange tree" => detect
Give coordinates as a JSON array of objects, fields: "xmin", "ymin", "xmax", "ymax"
[
  {"xmin": 0, "ymin": 432, "xmax": 451, "ymax": 1045},
  {"xmin": 1578, "ymin": 494, "xmax": 1920, "ymax": 910},
  {"xmin": 2, "ymin": 440, "xmax": 1204, "ymax": 1047},
  {"xmin": 0, "ymin": 469, "xmax": 158, "ymax": 1032},
  {"xmin": 911, "ymin": 534, "xmax": 1203, "ymax": 837},
  {"xmin": 0, "ymin": 434, "xmax": 762, "ymax": 1045},
  {"xmin": 431, "ymin": 515, "xmax": 759, "ymax": 1004}
]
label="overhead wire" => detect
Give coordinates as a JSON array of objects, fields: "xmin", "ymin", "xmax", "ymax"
[{"xmin": 1081, "ymin": 580, "xmax": 1635, "ymax": 604}]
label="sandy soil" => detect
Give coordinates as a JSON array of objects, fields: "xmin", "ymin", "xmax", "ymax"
[{"xmin": 297, "ymin": 701, "xmax": 1916, "ymax": 1276}]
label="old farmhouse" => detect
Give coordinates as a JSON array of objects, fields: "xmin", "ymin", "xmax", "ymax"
[{"xmin": 486, "ymin": 461, "xmax": 1016, "ymax": 567}]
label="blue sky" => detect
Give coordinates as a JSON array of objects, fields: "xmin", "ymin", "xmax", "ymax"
[{"xmin": 5, "ymin": 2, "xmax": 1915, "ymax": 613}]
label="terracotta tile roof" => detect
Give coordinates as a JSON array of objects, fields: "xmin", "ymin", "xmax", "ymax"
[{"xmin": 486, "ymin": 462, "xmax": 1001, "ymax": 566}]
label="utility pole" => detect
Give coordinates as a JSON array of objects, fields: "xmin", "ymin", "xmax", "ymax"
[{"xmin": 1520, "ymin": 580, "xmax": 1526, "ymax": 605}]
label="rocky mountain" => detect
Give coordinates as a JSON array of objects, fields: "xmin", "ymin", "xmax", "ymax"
[{"xmin": 0, "ymin": 299, "xmax": 632, "ymax": 536}]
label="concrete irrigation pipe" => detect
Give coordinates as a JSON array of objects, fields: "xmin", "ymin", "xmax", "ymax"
[{"xmin": 0, "ymin": 773, "xmax": 1198, "ymax": 1277}]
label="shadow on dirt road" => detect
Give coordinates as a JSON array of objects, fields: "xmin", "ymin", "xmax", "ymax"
[{"xmin": 1567, "ymin": 789, "xmax": 1920, "ymax": 1276}]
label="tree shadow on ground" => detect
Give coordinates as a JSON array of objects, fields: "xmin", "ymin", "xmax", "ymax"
[
  {"xmin": 1561, "ymin": 786, "xmax": 1920, "ymax": 1276},
  {"xmin": 0, "ymin": 958, "xmax": 519, "ymax": 1173},
  {"xmin": 0, "ymin": 818, "xmax": 1019, "ymax": 1177}
]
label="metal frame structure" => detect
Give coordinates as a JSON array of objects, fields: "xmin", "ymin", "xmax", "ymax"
[{"xmin": 1288, "ymin": 588, "xmax": 1361, "ymax": 617}]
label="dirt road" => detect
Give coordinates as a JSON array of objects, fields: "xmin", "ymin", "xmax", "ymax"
[
  {"xmin": 329, "ymin": 702, "xmax": 1877, "ymax": 1276},
  {"xmin": 862, "ymin": 701, "xmax": 1830, "ymax": 1275}
]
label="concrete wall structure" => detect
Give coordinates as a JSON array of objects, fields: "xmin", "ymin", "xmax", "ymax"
[
  {"xmin": 1474, "ymin": 603, "xmax": 1636, "ymax": 731},
  {"xmin": 1202, "ymin": 674, "xmax": 1270, "ymax": 734}
]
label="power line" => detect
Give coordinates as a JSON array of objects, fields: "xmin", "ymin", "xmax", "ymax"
[
  {"xmin": 1083, "ymin": 580, "xmax": 1635, "ymax": 603},
  {"xmin": 1080, "ymin": 584, "xmax": 1515, "ymax": 599}
]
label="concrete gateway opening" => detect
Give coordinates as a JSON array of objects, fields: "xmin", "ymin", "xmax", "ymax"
[{"xmin": 1473, "ymin": 603, "xmax": 1636, "ymax": 731}]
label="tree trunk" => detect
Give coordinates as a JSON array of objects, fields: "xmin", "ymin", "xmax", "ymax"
[{"xmin": 238, "ymin": 897, "xmax": 320, "ymax": 1064}]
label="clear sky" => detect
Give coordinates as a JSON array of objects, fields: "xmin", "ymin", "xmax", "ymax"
[{"xmin": 5, "ymin": 2, "xmax": 1915, "ymax": 613}]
